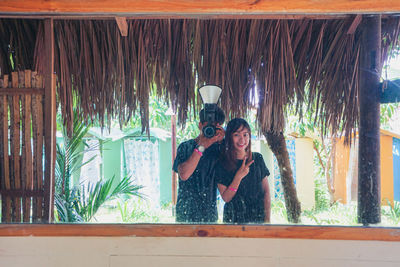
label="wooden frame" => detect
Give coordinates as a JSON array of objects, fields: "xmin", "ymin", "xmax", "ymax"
[
  {"xmin": 0, "ymin": 1, "xmax": 399, "ymax": 244},
  {"xmin": 0, "ymin": 0, "xmax": 399, "ymax": 16},
  {"xmin": 1, "ymin": 224, "xmax": 400, "ymax": 242}
]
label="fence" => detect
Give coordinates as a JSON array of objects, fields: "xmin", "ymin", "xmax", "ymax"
[{"xmin": 0, "ymin": 71, "xmax": 46, "ymax": 222}]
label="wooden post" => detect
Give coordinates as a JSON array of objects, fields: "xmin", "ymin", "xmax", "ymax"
[
  {"xmin": 171, "ymin": 114, "xmax": 177, "ymax": 207},
  {"xmin": 358, "ymin": 15, "xmax": 381, "ymax": 225},
  {"xmin": 0, "ymin": 75, "xmax": 11, "ymax": 222},
  {"xmin": 43, "ymin": 18, "xmax": 56, "ymax": 223}
]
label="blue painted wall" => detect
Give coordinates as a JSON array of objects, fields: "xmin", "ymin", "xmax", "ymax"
[{"xmin": 273, "ymin": 139, "xmax": 296, "ymax": 199}]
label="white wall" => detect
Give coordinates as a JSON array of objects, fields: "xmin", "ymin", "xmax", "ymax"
[
  {"xmin": 295, "ymin": 137, "xmax": 315, "ymax": 209},
  {"xmin": 1, "ymin": 236, "xmax": 400, "ymax": 267},
  {"xmin": 252, "ymin": 139, "xmax": 275, "ymax": 195}
]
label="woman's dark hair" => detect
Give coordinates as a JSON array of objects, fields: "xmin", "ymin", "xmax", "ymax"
[{"xmin": 221, "ymin": 118, "xmax": 252, "ymax": 171}]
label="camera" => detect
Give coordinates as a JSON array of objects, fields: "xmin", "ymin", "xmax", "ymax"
[
  {"xmin": 202, "ymin": 103, "xmax": 218, "ymax": 138},
  {"xmin": 198, "ymin": 85, "xmax": 223, "ymax": 138}
]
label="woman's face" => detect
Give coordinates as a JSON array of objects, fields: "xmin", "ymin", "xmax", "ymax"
[{"xmin": 231, "ymin": 125, "xmax": 250, "ymax": 153}]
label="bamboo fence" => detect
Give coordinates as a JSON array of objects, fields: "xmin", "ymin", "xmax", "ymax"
[{"xmin": 0, "ymin": 71, "xmax": 45, "ymax": 223}]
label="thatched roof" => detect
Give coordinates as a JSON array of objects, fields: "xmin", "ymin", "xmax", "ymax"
[{"xmin": 1, "ymin": 17, "xmax": 399, "ymax": 137}]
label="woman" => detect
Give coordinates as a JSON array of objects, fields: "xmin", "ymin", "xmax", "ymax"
[{"xmin": 215, "ymin": 118, "xmax": 271, "ymax": 223}]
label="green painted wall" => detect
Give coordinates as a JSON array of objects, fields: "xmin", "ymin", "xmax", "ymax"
[
  {"xmin": 158, "ymin": 138, "xmax": 172, "ymax": 205},
  {"xmin": 102, "ymin": 140, "xmax": 123, "ymax": 188},
  {"xmin": 59, "ymin": 131, "xmax": 172, "ymax": 206}
]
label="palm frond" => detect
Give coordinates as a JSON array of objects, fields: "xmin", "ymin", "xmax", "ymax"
[{"xmin": 75, "ymin": 175, "xmax": 144, "ymax": 222}]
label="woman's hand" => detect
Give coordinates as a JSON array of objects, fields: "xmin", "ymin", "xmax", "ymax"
[
  {"xmin": 219, "ymin": 158, "xmax": 254, "ymax": 203},
  {"xmin": 234, "ymin": 157, "xmax": 254, "ymax": 181}
]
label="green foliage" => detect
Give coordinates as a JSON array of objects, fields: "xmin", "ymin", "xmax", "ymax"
[
  {"xmin": 302, "ymin": 210, "xmax": 340, "ymax": 225},
  {"xmin": 176, "ymin": 119, "xmax": 199, "ymax": 144},
  {"xmin": 314, "ymin": 178, "xmax": 331, "ymax": 212},
  {"xmin": 55, "ymin": 110, "xmax": 144, "ymax": 222},
  {"xmin": 121, "ymin": 92, "xmax": 199, "ymax": 144},
  {"xmin": 301, "ymin": 202, "xmax": 358, "ymax": 226},
  {"xmin": 382, "ymin": 200, "xmax": 400, "ymax": 225},
  {"xmin": 126, "ymin": 96, "xmax": 171, "ymax": 130},
  {"xmin": 270, "ymin": 197, "xmax": 288, "ymax": 223},
  {"xmin": 117, "ymin": 199, "xmax": 166, "ymax": 223},
  {"xmin": 55, "ymin": 110, "xmax": 95, "ymax": 222},
  {"xmin": 380, "ymin": 103, "xmax": 400, "ymax": 128},
  {"xmin": 56, "ymin": 175, "xmax": 143, "ymax": 222}
]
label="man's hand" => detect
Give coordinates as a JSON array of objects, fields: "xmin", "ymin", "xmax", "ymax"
[
  {"xmin": 198, "ymin": 124, "xmax": 225, "ymax": 149},
  {"xmin": 215, "ymin": 125, "xmax": 225, "ymax": 143}
]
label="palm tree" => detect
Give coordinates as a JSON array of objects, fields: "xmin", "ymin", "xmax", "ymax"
[{"xmin": 55, "ymin": 111, "xmax": 143, "ymax": 222}]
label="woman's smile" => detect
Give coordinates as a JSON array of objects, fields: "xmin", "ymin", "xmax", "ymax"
[{"xmin": 232, "ymin": 126, "xmax": 250, "ymax": 155}]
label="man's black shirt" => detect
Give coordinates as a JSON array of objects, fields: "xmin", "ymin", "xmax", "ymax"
[{"xmin": 172, "ymin": 139, "xmax": 220, "ymax": 223}]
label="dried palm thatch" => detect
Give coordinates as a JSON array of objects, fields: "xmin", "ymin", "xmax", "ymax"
[
  {"xmin": 1, "ymin": 17, "xmax": 400, "ymax": 139},
  {"xmin": 0, "ymin": 19, "xmax": 38, "ymax": 76}
]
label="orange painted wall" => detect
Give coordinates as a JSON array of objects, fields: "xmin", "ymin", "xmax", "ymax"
[
  {"xmin": 333, "ymin": 133, "xmax": 394, "ymax": 205},
  {"xmin": 380, "ymin": 135, "xmax": 394, "ymax": 205},
  {"xmin": 333, "ymin": 139, "xmax": 350, "ymax": 203}
]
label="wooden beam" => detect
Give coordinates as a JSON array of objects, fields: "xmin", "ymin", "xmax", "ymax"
[
  {"xmin": 171, "ymin": 114, "xmax": 177, "ymax": 206},
  {"xmin": 358, "ymin": 15, "xmax": 381, "ymax": 225},
  {"xmin": 0, "ymin": 189, "xmax": 45, "ymax": 197},
  {"xmin": 43, "ymin": 18, "xmax": 56, "ymax": 223},
  {"xmin": 0, "ymin": 88, "xmax": 45, "ymax": 95},
  {"xmin": 1, "ymin": 224, "xmax": 400, "ymax": 241},
  {"xmin": 115, "ymin": 17, "xmax": 128, "ymax": 36},
  {"xmin": 0, "ymin": 0, "xmax": 399, "ymax": 15},
  {"xmin": 347, "ymin": 14, "xmax": 362, "ymax": 34},
  {"xmin": 0, "ymin": 14, "xmax": 351, "ymax": 20}
]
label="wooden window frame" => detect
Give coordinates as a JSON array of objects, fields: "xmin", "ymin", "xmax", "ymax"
[
  {"xmin": 1, "ymin": 224, "xmax": 400, "ymax": 242},
  {"xmin": 1, "ymin": 0, "xmax": 399, "ymax": 243},
  {"xmin": 0, "ymin": 0, "xmax": 400, "ymax": 16}
]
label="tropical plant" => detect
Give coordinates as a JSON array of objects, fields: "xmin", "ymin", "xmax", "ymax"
[
  {"xmin": 382, "ymin": 200, "xmax": 400, "ymax": 225},
  {"xmin": 117, "ymin": 199, "xmax": 164, "ymax": 223},
  {"xmin": 56, "ymin": 175, "xmax": 143, "ymax": 222},
  {"xmin": 314, "ymin": 177, "xmax": 331, "ymax": 212},
  {"xmin": 270, "ymin": 197, "xmax": 288, "ymax": 223},
  {"xmin": 55, "ymin": 110, "xmax": 144, "ymax": 222},
  {"xmin": 380, "ymin": 103, "xmax": 400, "ymax": 128}
]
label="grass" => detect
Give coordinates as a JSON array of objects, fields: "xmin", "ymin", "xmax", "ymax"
[
  {"xmin": 88, "ymin": 196, "xmax": 400, "ymax": 226},
  {"xmin": 81, "ymin": 181, "xmax": 400, "ymax": 226},
  {"xmin": 90, "ymin": 198, "xmax": 175, "ymax": 223}
]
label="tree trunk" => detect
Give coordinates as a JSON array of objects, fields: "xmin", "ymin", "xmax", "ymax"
[{"xmin": 265, "ymin": 131, "xmax": 301, "ymax": 223}]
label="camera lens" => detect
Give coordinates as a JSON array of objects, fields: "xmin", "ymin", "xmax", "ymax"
[{"xmin": 203, "ymin": 125, "xmax": 216, "ymax": 138}]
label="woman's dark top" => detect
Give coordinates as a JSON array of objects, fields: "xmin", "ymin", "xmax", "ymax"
[{"xmin": 215, "ymin": 152, "xmax": 270, "ymax": 224}]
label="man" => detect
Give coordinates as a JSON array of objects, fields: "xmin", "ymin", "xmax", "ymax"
[{"xmin": 172, "ymin": 107, "xmax": 225, "ymax": 223}]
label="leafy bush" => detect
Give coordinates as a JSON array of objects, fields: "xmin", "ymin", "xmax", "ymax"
[
  {"xmin": 382, "ymin": 199, "xmax": 400, "ymax": 225},
  {"xmin": 55, "ymin": 110, "xmax": 143, "ymax": 222}
]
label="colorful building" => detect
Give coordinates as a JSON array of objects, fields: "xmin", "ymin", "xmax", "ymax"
[{"xmin": 333, "ymin": 129, "xmax": 400, "ymax": 205}]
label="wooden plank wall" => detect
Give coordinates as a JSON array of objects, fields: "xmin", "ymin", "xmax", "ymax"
[{"xmin": 0, "ymin": 71, "xmax": 45, "ymax": 223}]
